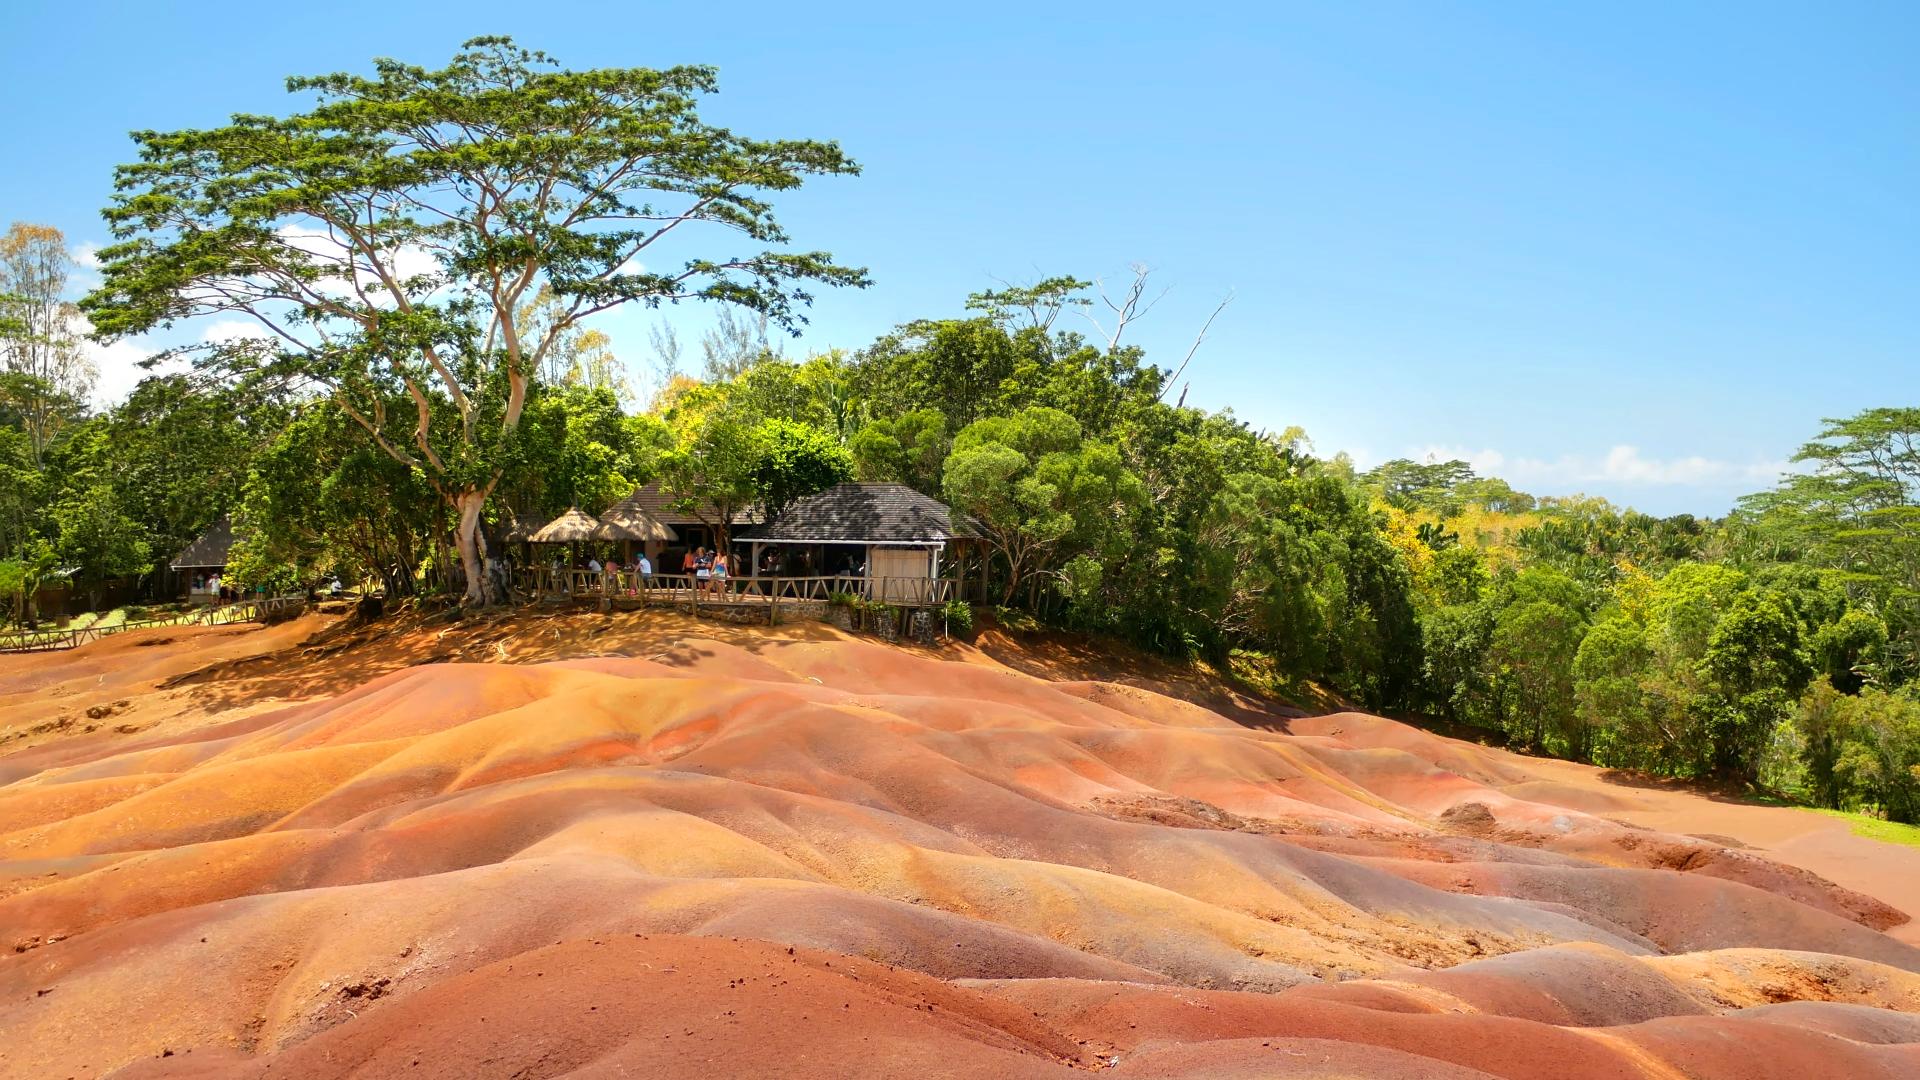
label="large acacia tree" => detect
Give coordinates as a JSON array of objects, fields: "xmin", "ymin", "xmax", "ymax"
[{"xmin": 83, "ymin": 37, "xmax": 865, "ymax": 604}]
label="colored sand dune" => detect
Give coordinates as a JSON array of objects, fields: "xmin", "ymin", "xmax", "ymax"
[{"xmin": 2, "ymin": 618, "xmax": 1918, "ymax": 1078}]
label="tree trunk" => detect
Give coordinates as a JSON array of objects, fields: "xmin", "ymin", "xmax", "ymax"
[{"xmin": 454, "ymin": 489, "xmax": 505, "ymax": 607}]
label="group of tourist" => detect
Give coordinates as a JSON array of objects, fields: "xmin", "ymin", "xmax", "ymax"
[
  {"xmin": 545, "ymin": 547, "xmax": 750, "ymax": 600},
  {"xmin": 530, "ymin": 543, "xmax": 846, "ymax": 602},
  {"xmin": 679, "ymin": 547, "xmax": 733, "ymax": 598}
]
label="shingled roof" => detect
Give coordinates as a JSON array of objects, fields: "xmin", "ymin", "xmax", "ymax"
[
  {"xmin": 614, "ymin": 481, "xmax": 759, "ymax": 526},
  {"xmin": 755, "ymin": 483, "xmax": 973, "ymax": 544},
  {"xmin": 170, "ymin": 515, "xmax": 241, "ymax": 570}
]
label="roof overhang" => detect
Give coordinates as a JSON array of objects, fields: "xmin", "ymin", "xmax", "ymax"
[{"xmin": 750, "ymin": 538, "xmax": 948, "ymax": 546}]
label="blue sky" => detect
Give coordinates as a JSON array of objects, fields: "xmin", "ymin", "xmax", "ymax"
[{"xmin": 2, "ymin": 2, "xmax": 1913, "ymax": 515}]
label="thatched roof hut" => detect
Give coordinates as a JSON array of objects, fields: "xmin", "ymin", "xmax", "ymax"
[
  {"xmin": 528, "ymin": 507, "xmax": 602, "ymax": 544},
  {"xmin": 593, "ymin": 493, "xmax": 679, "ymax": 543},
  {"xmin": 501, "ymin": 515, "xmax": 536, "ymax": 543}
]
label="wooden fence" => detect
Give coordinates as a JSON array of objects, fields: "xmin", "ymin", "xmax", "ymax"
[
  {"xmin": 513, "ymin": 571, "xmax": 962, "ymax": 613},
  {"xmin": 0, "ymin": 595, "xmax": 307, "ymax": 653}
]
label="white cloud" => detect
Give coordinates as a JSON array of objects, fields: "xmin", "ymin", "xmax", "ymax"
[
  {"xmin": 71, "ymin": 242, "xmax": 104, "ymax": 270},
  {"xmin": 273, "ymin": 224, "xmax": 441, "ymax": 304},
  {"xmin": 53, "ymin": 310, "xmax": 177, "ymax": 409},
  {"xmin": 1406, "ymin": 443, "xmax": 1787, "ymax": 490},
  {"xmin": 85, "ymin": 335, "xmax": 178, "ymax": 409},
  {"xmin": 202, "ymin": 320, "xmax": 274, "ymax": 345}
]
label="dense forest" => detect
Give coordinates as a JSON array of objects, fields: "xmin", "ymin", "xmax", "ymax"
[{"xmin": 2, "ymin": 39, "xmax": 1916, "ymax": 822}]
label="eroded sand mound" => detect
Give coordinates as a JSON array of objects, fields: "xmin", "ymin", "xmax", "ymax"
[{"xmin": 2, "ymin": 623, "xmax": 1918, "ymax": 1078}]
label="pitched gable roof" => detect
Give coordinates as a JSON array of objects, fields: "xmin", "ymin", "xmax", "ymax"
[
  {"xmin": 171, "ymin": 515, "xmax": 241, "ymax": 570},
  {"xmin": 756, "ymin": 483, "xmax": 973, "ymax": 544},
  {"xmin": 617, "ymin": 481, "xmax": 759, "ymax": 526}
]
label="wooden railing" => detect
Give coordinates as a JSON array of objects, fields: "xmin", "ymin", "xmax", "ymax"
[
  {"xmin": 0, "ymin": 595, "xmax": 307, "ymax": 653},
  {"xmin": 188, "ymin": 594, "xmax": 306, "ymax": 626},
  {"xmin": 511, "ymin": 571, "xmax": 962, "ymax": 610}
]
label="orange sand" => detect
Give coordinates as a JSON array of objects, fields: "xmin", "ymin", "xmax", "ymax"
[{"xmin": 1, "ymin": 611, "xmax": 1916, "ymax": 1078}]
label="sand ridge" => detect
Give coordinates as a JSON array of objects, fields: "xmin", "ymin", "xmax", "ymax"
[{"xmin": 1, "ymin": 614, "xmax": 1917, "ymax": 1077}]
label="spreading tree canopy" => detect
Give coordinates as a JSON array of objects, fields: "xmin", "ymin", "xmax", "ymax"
[{"xmin": 82, "ymin": 36, "xmax": 866, "ymax": 604}]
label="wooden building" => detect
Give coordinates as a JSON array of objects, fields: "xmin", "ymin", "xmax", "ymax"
[
  {"xmin": 748, "ymin": 483, "xmax": 975, "ymax": 602},
  {"xmin": 170, "ymin": 515, "xmax": 241, "ymax": 604},
  {"xmin": 609, "ymin": 481, "xmax": 758, "ymax": 570}
]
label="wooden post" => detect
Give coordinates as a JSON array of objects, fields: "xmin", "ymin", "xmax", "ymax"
[{"xmin": 769, "ymin": 579, "xmax": 779, "ymax": 626}]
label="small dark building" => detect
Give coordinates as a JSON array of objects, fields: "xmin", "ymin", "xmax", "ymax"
[{"xmin": 170, "ymin": 515, "xmax": 241, "ymax": 604}]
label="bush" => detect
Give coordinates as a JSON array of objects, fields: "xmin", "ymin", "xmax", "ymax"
[
  {"xmin": 942, "ymin": 598, "xmax": 974, "ymax": 637},
  {"xmin": 1834, "ymin": 688, "xmax": 1920, "ymax": 824}
]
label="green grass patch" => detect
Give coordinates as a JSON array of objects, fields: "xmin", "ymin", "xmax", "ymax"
[{"xmin": 1806, "ymin": 807, "xmax": 1920, "ymax": 849}]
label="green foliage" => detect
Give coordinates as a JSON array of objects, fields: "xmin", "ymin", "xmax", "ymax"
[
  {"xmin": 851, "ymin": 408, "xmax": 948, "ymax": 492},
  {"xmin": 751, "ymin": 418, "xmax": 853, "ymax": 519},
  {"xmin": 1737, "ymin": 408, "xmax": 1920, "ymax": 681},
  {"xmin": 51, "ymin": 483, "xmax": 150, "ymax": 611},
  {"xmin": 1833, "ymin": 688, "xmax": 1920, "ymax": 824},
  {"xmin": 1489, "ymin": 584, "xmax": 1587, "ymax": 755},
  {"xmin": 1574, "ymin": 618, "xmax": 1659, "ymax": 767},
  {"xmin": 943, "ymin": 407, "xmax": 1144, "ymax": 606},
  {"xmin": 499, "ymin": 384, "xmax": 657, "ymax": 522},
  {"xmin": 1813, "ymin": 607, "xmax": 1889, "ymax": 695},
  {"xmin": 82, "ymin": 37, "xmax": 866, "ymax": 604},
  {"xmin": 236, "ymin": 400, "xmax": 443, "ymax": 596},
  {"xmin": 941, "ymin": 598, "xmax": 974, "ymax": 636}
]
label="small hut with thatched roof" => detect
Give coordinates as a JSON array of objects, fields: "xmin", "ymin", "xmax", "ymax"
[
  {"xmin": 592, "ymin": 493, "xmax": 678, "ymax": 565},
  {"xmin": 525, "ymin": 507, "xmax": 604, "ymax": 591},
  {"xmin": 530, "ymin": 507, "xmax": 603, "ymax": 545}
]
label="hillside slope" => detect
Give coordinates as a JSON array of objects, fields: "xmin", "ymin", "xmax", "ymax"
[{"xmin": 1, "ymin": 616, "xmax": 1917, "ymax": 1078}]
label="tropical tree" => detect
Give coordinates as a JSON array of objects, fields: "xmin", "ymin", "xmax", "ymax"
[
  {"xmin": 50, "ymin": 486, "xmax": 150, "ymax": 612},
  {"xmin": 82, "ymin": 37, "xmax": 866, "ymax": 605},
  {"xmin": 943, "ymin": 406, "xmax": 1142, "ymax": 605},
  {"xmin": 1834, "ymin": 688, "xmax": 1920, "ymax": 823},
  {"xmin": 851, "ymin": 407, "xmax": 948, "ymax": 492},
  {"xmin": 1488, "ymin": 578, "xmax": 1587, "ymax": 754},
  {"xmin": 1574, "ymin": 617, "xmax": 1657, "ymax": 766},
  {"xmin": 1700, "ymin": 587, "xmax": 1812, "ymax": 783},
  {"xmin": 751, "ymin": 418, "xmax": 852, "ymax": 520},
  {"xmin": 100, "ymin": 374, "xmax": 288, "ymax": 580},
  {"xmin": 0, "ymin": 223, "xmax": 97, "ymax": 464},
  {"xmin": 1741, "ymin": 408, "xmax": 1920, "ymax": 677}
]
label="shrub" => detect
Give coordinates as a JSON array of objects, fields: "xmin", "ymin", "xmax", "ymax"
[{"xmin": 942, "ymin": 598, "xmax": 974, "ymax": 636}]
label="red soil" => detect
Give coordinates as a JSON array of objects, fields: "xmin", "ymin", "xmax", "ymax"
[{"xmin": 1, "ymin": 611, "xmax": 1917, "ymax": 1078}]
